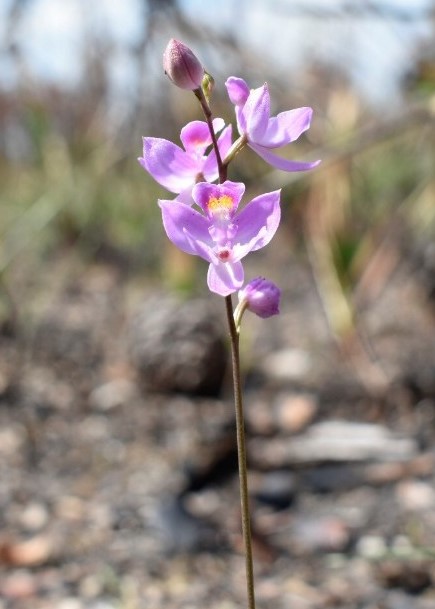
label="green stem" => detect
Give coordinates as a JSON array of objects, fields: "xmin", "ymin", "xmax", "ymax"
[{"xmin": 225, "ymin": 294, "xmax": 256, "ymax": 609}]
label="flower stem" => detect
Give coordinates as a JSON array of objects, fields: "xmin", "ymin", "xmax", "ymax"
[
  {"xmin": 195, "ymin": 87, "xmax": 226, "ymax": 183},
  {"xmin": 225, "ymin": 294, "xmax": 256, "ymax": 609},
  {"xmin": 197, "ymin": 86, "xmax": 256, "ymax": 609}
]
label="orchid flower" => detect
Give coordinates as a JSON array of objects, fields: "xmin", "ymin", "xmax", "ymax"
[
  {"xmin": 158, "ymin": 181, "xmax": 281, "ymax": 296},
  {"xmin": 225, "ymin": 77, "xmax": 320, "ymax": 172},
  {"xmin": 138, "ymin": 119, "xmax": 232, "ymax": 202}
]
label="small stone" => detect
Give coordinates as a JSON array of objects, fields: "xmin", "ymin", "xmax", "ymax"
[
  {"xmin": 58, "ymin": 599, "xmax": 84, "ymax": 609},
  {"xmin": 0, "ymin": 570, "xmax": 36, "ymax": 599},
  {"xmin": 356, "ymin": 535, "xmax": 387, "ymax": 559},
  {"xmin": 292, "ymin": 516, "xmax": 350, "ymax": 554},
  {"xmin": 89, "ymin": 378, "xmax": 136, "ymax": 411},
  {"xmin": 19, "ymin": 502, "xmax": 49, "ymax": 532},
  {"xmin": 396, "ymin": 480, "xmax": 435, "ymax": 511},
  {"xmin": 252, "ymin": 471, "xmax": 296, "ymax": 510},
  {"xmin": 274, "ymin": 392, "xmax": 318, "ymax": 433},
  {"xmin": 261, "ymin": 348, "xmax": 312, "ymax": 383},
  {"xmin": 2, "ymin": 534, "xmax": 53, "ymax": 567}
]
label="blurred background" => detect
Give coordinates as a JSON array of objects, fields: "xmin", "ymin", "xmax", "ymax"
[{"xmin": 1, "ymin": 1, "xmax": 435, "ymax": 608}]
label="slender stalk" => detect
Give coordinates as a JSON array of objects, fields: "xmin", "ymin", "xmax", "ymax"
[
  {"xmin": 198, "ymin": 89, "xmax": 256, "ymax": 608},
  {"xmin": 195, "ymin": 88, "xmax": 226, "ymax": 183},
  {"xmin": 225, "ymin": 294, "xmax": 256, "ymax": 609}
]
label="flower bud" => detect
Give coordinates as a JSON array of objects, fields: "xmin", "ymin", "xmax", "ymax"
[
  {"xmin": 163, "ymin": 39, "xmax": 204, "ymax": 90},
  {"xmin": 236, "ymin": 277, "xmax": 281, "ymax": 324}
]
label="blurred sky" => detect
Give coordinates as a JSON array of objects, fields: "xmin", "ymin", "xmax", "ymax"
[{"xmin": 0, "ymin": 0, "xmax": 434, "ymax": 107}]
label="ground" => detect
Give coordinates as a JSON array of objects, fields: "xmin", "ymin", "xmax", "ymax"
[{"xmin": 1, "ymin": 247, "xmax": 435, "ymax": 609}]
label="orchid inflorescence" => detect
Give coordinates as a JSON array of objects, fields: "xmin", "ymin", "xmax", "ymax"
[
  {"xmin": 138, "ymin": 39, "xmax": 319, "ymax": 609},
  {"xmin": 139, "ymin": 38, "xmax": 320, "ymax": 322}
]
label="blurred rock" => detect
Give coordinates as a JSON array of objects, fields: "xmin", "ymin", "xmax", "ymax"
[
  {"xmin": 249, "ymin": 421, "xmax": 418, "ymax": 467},
  {"xmin": 19, "ymin": 502, "xmax": 49, "ymax": 532},
  {"xmin": 89, "ymin": 379, "xmax": 136, "ymax": 411},
  {"xmin": 395, "ymin": 480, "xmax": 435, "ymax": 511},
  {"xmin": 129, "ymin": 296, "xmax": 227, "ymax": 396},
  {"xmin": 274, "ymin": 392, "xmax": 318, "ymax": 433},
  {"xmin": 261, "ymin": 348, "xmax": 313, "ymax": 384},
  {"xmin": 291, "ymin": 516, "xmax": 350, "ymax": 554},
  {"xmin": 378, "ymin": 560, "xmax": 433, "ymax": 594},
  {"xmin": 251, "ymin": 471, "xmax": 297, "ymax": 510},
  {"xmin": 0, "ymin": 570, "xmax": 36, "ymax": 599}
]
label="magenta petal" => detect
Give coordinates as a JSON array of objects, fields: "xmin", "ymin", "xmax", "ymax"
[
  {"xmin": 159, "ymin": 199, "xmax": 212, "ymax": 261},
  {"xmin": 193, "ymin": 180, "xmax": 245, "ymax": 214},
  {"xmin": 241, "ymin": 84, "xmax": 270, "ymax": 143},
  {"xmin": 249, "ymin": 143, "xmax": 321, "ymax": 172},
  {"xmin": 260, "ymin": 107, "xmax": 313, "ymax": 148},
  {"xmin": 180, "ymin": 118, "xmax": 225, "ymax": 155},
  {"xmin": 139, "ymin": 138, "xmax": 197, "ymax": 193},
  {"xmin": 207, "ymin": 260, "xmax": 244, "ymax": 296},
  {"xmin": 225, "ymin": 77, "xmax": 250, "ymax": 107},
  {"xmin": 203, "ymin": 124, "xmax": 233, "ymax": 181},
  {"xmin": 234, "ymin": 190, "xmax": 281, "ymax": 258}
]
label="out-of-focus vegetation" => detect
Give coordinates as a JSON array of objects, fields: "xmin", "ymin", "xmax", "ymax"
[{"xmin": 1, "ymin": 0, "xmax": 435, "ymax": 338}]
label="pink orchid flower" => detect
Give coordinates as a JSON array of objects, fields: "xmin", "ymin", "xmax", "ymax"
[
  {"xmin": 158, "ymin": 181, "xmax": 281, "ymax": 296},
  {"xmin": 138, "ymin": 119, "xmax": 232, "ymax": 201},
  {"xmin": 225, "ymin": 77, "xmax": 320, "ymax": 172}
]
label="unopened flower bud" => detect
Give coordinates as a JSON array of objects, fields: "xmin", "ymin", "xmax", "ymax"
[
  {"xmin": 163, "ymin": 39, "xmax": 204, "ymax": 90},
  {"xmin": 234, "ymin": 277, "xmax": 280, "ymax": 329}
]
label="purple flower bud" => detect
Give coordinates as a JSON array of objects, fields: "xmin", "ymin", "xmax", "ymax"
[
  {"xmin": 163, "ymin": 39, "xmax": 204, "ymax": 90},
  {"xmin": 238, "ymin": 277, "xmax": 280, "ymax": 319}
]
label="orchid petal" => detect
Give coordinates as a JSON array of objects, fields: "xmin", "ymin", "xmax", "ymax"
[
  {"xmin": 202, "ymin": 124, "xmax": 233, "ymax": 181},
  {"xmin": 207, "ymin": 260, "xmax": 244, "ymax": 296},
  {"xmin": 260, "ymin": 107, "xmax": 313, "ymax": 148},
  {"xmin": 159, "ymin": 199, "xmax": 212, "ymax": 260},
  {"xmin": 139, "ymin": 138, "xmax": 197, "ymax": 193},
  {"xmin": 233, "ymin": 190, "xmax": 281, "ymax": 258},
  {"xmin": 240, "ymin": 84, "xmax": 270, "ymax": 143},
  {"xmin": 249, "ymin": 143, "xmax": 321, "ymax": 172},
  {"xmin": 180, "ymin": 118, "xmax": 225, "ymax": 155},
  {"xmin": 193, "ymin": 181, "xmax": 245, "ymax": 214},
  {"xmin": 225, "ymin": 77, "xmax": 250, "ymax": 107}
]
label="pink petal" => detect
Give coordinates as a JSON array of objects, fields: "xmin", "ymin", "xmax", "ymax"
[
  {"xmin": 260, "ymin": 107, "xmax": 313, "ymax": 148},
  {"xmin": 193, "ymin": 181, "xmax": 245, "ymax": 214},
  {"xmin": 203, "ymin": 124, "xmax": 233, "ymax": 181},
  {"xmin": 159, "ymin": 199, "xmax": 213, "ymax": 261},
  {"xmin": 139, "ymin": 138, "xmax": 198, "ymax": 193},
  {"xmin": 207, "ymin": 260, "xmax": 244, "ymax": 296},
  {"xmin": 234, "ymin": 190, "xmax": 281, "ymax": 259},
  {"xmin": 241, "ymin": 84, "xmax": 270, "ymax": 143},
  {"xmin": 180, "ymin": 118, "xmax": 225, "ymax": 155},
  {"xmin": 249, "ymin": 143, "xmax": 321, "ymax": 172},
  {"xmin": 225, "ymin": 77, "xmax": 250, "ymax": 107}
]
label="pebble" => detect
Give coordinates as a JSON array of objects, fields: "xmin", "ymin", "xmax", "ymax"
[
  {"xmin": 396, "ymin": 480, "xmax": 435, "ymax": 511},
  {"xmin": 252, "ymin": 471, "xmax": 297, "ymax": 510},
  {"xmin": 291, "ymin": 516, "xmax": 350, "ymax": 554},
  {"xmin": 58, "ymin": 600, "xmax": 84, "ymax": 609},
  {"xmin": 0, "ymin": 570, "xmax": 37, "ymax": 598},
  {"xmin": 89, "ymin": 379, "xmax": 136, "ymax": 411},
  {"xmin": 261, "ymin": 348, "xmax": 312, "ymax": 383},
  {"xmin": 356, "ymin": 535, "xmax": 387, "ymax": 559},
  {"xmin": 19, "ymin": 502, "xmax": 49, "ymax": 532},
  {"xmin": 274, "ymin": 392, "xmax": 318, "ymax": 433}
]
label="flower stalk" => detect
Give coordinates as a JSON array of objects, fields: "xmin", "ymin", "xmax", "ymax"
[
  {"xmin": 225, "ymin": 294, "xmax": 256, "ymax": 609},
  {"xmin": 195, "ymin": 86, "xmax": 226, "ymax": 183},
  {"xmin": 202, "ymin": 89, "xmax": 257, "ymax": 609}
]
